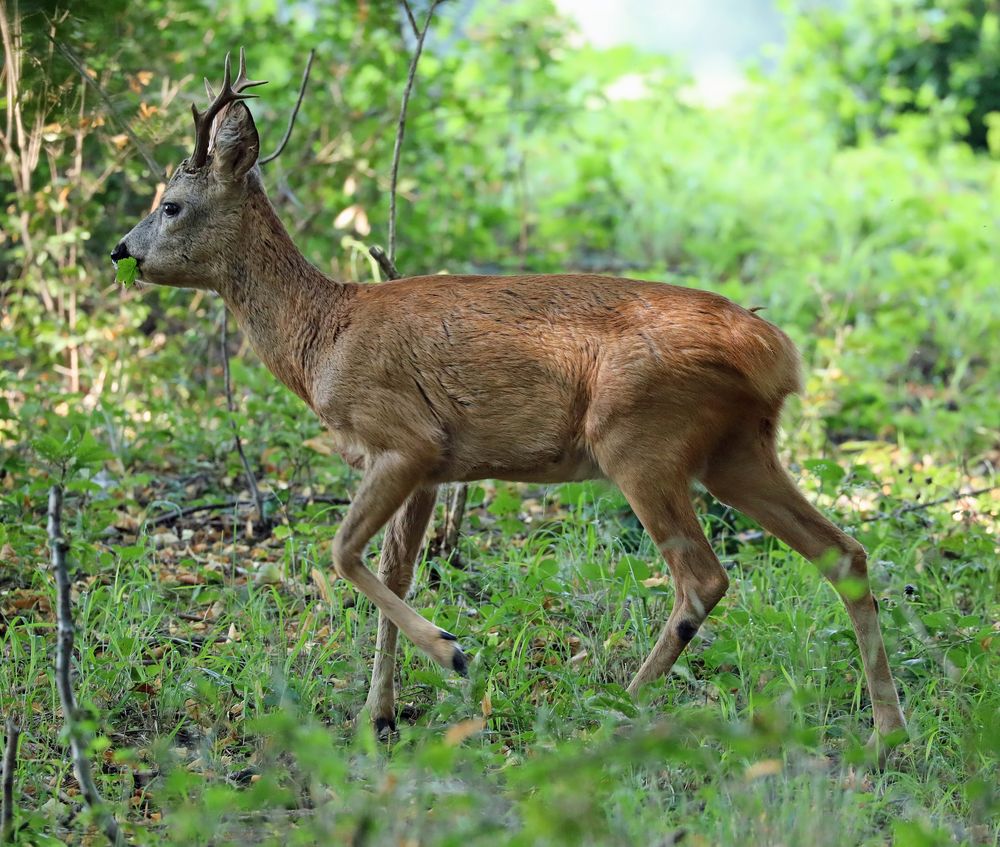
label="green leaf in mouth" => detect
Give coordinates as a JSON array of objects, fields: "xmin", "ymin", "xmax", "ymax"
[{"xmin": 115, "ymin": 256, "xmax": 138, "ymax": 288}]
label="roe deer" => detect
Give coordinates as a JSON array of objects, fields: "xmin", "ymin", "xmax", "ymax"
[{"xmin": 111, "ymin": 52, "xmax": 906, "ymax": 750}]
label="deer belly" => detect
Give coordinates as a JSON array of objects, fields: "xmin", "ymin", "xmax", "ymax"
[{"xmin": 446, "ymin": 448, "xmax": 604, "ymax": 485}]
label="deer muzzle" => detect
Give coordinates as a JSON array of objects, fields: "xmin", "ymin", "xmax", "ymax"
[{"xmin": 110, "ymin": 242, "xmax": 131, "ymax": 263}]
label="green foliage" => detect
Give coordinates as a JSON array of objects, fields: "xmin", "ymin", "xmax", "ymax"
[
  {"xmin": 0, "ymin": 0, "xmax": 998, "ymax": 844},
  {"xmin": 780, "ymin": 0, "xmax": 1000, "ymax": 150}
]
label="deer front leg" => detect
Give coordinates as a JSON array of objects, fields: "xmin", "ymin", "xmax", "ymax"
[
  {"xmin": 332, "ymin": 451, "xmax": 467, "ymax": 677},
  {"xmin": 364, "ymin": 486, "xmax": 437, "ymax": 738}
]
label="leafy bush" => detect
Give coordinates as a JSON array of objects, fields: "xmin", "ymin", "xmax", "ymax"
[{"xmin": 780, "ymin": 0, "xmax": 1000, "ymax": 150}]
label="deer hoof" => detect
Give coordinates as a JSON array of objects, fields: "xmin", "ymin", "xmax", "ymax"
[
  {"xmin": 452, "ymin": 645, "xmax": 468, "ymax": 677},
  {"xmin": 374, "ymin": 715, "xmax": 397, "ymax": 741},
  {"xmin": 439, "ymin": 631, "xmax": 469, "ymax": 676},
  {"xmin": 434, "ymin": 629, "xmax": 468, "ymax": 676}
]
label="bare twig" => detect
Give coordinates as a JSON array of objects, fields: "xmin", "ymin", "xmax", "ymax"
[
  {"xmin": 47, "ymin": 34, "xmax": 161, "ymax": 177},
  {"xmin": 862, "ymin": 486, "xmax": 995, "ymax": 523},
  {"xmin": 260, "ymin": 49, "xmax": 316, "ymax": 165},
  {"xmin": 442, "ymin": 482, "xmax": 467, "ymax": 562},
  {"xmin": 387, "ymin": 0, "xmax": 442, "ymax": 264},
  {"xmin": 401, "ymin": 0, "xmax": 420, "ymax": 39},
  {"xmin": 221, "ymin": 308, "xmax": 268, "ymax": 531},
  {"xmin": 426, "ymin": 482, "xmax": 469, "ymax": 568},
  {"xmin": 368, "ymin": 244, "xmax": 401, "ymax": 280},
  {"xmin": 49, "ymin": 486, "xmax": 124, "ymax": 846},
  {"xmin": 143, "ymin": 493, "xmax": 350, "ymax": 527},
  {"xmin": 1, "ymin": 717, "xmax": 18, "ymax": 844},
  {"xmin": 147, "ymin": 498, "xmax": 252, "ymax": 526}
]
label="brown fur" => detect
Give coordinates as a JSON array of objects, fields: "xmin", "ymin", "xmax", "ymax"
[{"xmin": 113, "ymin": 74, "xmax": 905, "ymax": 749}]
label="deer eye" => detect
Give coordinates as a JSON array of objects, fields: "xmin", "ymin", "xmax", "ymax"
[{"xmin": 162, "ymin": 202, "xmax": 181, "ymax": 217}]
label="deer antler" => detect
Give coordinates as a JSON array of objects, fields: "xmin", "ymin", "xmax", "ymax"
[{"xmin": 188, "ymin": 48, "xmax": 267, "ymax": 171}]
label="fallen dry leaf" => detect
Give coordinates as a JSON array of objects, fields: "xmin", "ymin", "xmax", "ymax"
[
  {"xmin": 173, "ymin": 572, "xmax": 203, "ymax": 586},
  {"xmin": 152, "ymin": 531, "xmax": 180, "ymax": 548},
  {"xmin": 444, "ymin": 718, "xmax": 485, "ymax": 747},
  {"xmin": 5, "ymin": 590, "xmax": 50, "ymax": 613},
  {"xmin": 745, "ymin": 759, "xmax": 783, "ymax": 780}
]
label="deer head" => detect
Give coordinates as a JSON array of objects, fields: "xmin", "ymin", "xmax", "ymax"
[{"xmin": 110, "ymin": 50, "xmax": 267, "ymax": 290}]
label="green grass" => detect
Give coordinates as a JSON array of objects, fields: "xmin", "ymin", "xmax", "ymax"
[{"xmin": 0, "ymin": 446, "xmax": 996, "ymax": 844}]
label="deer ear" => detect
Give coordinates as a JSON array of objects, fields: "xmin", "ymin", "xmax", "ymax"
[{"xmin": 212, "ymin": 101, "xmax": 259, "ymax": 182}]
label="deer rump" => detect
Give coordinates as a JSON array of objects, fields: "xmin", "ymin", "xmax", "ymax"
[{"xmin": 312, "ymin": 273, "xmax": 803, "ymax": 487}]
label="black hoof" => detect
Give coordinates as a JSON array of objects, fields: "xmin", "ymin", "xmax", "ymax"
[
  {"xmin": 439, "ymin": 628, "xmax": 458, "ymax": 642},
  {"xmin": 374, "ymin": 716, "xmax": 396, "ymax": 739},
  {"xmin": 452, "ymin": 646, "xmax": 468, "ymax": 677}
]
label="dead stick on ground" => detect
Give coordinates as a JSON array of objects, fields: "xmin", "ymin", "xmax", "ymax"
[
  {"xmin": 862, "ymin": 485, "xmax": 995, "ymax": 523},
  {"xmin": 1, "ymin": 718, "xmax": 19, "ymax": 844},
  {"xmin": 49, "ymin": 486, "xmax": 124, "ymax": 846},
  {"xmin": 143, "ymin": 494, "xmax": 350, "ymax": 527},
  {"xmin": 221, "ymin": 308, "xmax": 268, "ymax": 532}
]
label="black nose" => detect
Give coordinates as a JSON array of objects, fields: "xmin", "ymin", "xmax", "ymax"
[{"xmin": 110, "ymin": 242, "xmax": 131, "ymax": 262}]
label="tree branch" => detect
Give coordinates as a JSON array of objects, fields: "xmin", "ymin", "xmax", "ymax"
[
  {"xmin": 260, "ymin": 49, "xmax": 316, "ymax": 165},
  {"xmin": 387, "ymin": 0, "xmax": 442, "ymax": 264},
  {"xmin": 220, "ymin": 308, "xmax": 268, "ymax": 533},
  {"xmin": 368, "ymin": 244, "xmax": 400, "ymax": 280},
  {"xmin": 49, "ymin": 486, "xmax": 124, "ymax": 846},
  {"xmin": 1, "ymin": 717, "xmax": 18, "ymax": 844},
  {"xmin": 47, "ymin": 34, "xmax": 161, "ymax": 177},
  {"xmin": 401, "ymin": 0, "xmax": 420, "ymax": 39}
]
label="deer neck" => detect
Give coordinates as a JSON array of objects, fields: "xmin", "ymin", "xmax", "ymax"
[{"xmin": 216, "ymin": 186, "xmax": 355, "ymax": 407}]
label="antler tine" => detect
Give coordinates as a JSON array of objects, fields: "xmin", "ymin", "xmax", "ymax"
[
  {"xmin": 187, "ymin": 50, "xmax": 268, "ymax": 171},
  {"xmin": 233, "ymin": 46, "xmax": 267, "ymax": 94}
]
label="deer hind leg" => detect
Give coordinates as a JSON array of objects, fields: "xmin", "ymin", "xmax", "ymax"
[
  {"xmin": 595, "ymin": 446, "xmax": 730, "ymax": 694},
  {"xmin": 700, "ymin": 422, "xmax": 906, "ymax": 744},
  {"xmin": 363, "ymin": 486, "xmax": 437, "ymax": 738},
  {"xmin": 626, "ymin": 491, "xmax": 730, "ymax": 695},
  {"xmin": 332, "ymin": 451, "xmax": 467, "ymax": 678}
]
